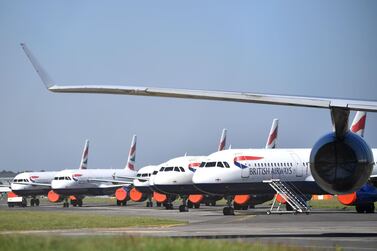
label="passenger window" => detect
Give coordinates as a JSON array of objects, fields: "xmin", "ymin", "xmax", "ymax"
[
  {"xmin": 54, "ymin": 177, "xmax": 58, "ymax": 180},
  {"xmin": 224, "ymin": 162, "xmax": 230, "ymax": 168},
  {"xmin": 179, "ymin": 167, "xmax": 185, "ymax": 172},
  {"xmin": 217, "ymin": 162, "xmax": 224, "ymax": 168},
  {"xmin": 165, "ymin": 167, "xmax": 173, "ymax": 172},
  {"xmin": 199, "ymin": 162, "xmax": 206, "ymax": 168},
  {"xmin": 59, "ymin": 177, "xmax": 64, "ymax": 180},
  {"xmin": 174, "ymin": 167, "xmax": 180, "ymax": 172}
]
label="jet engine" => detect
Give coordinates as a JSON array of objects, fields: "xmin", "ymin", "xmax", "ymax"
[{"xmin": 310, "ymin": 131, "xmax": 374, "ymax": 194}]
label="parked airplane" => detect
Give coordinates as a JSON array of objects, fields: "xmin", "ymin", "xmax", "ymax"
[
  {"xmin": 51, "ymin": 135, "xmax": 137, "ymax": 207},
  {"xmin": 21, "ymin": 43, "xmax": 377, "ymax": 198},
  {"xmin": 10, "ymin": 140, "xmax": 89, "ymax": 207},
  {"xmin": 192, "ymin": 113, "xmax": 376, "ymax": 214}
]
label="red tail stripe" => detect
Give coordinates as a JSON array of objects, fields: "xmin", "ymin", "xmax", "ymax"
[{"xmin": 351, "ymin": 115, "xmax": 366, "ymax": 133}]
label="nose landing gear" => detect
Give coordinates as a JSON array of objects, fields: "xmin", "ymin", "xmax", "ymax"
[{"xmin": 223, "ymin": 196, "xmax": 235, "ymax": 215}]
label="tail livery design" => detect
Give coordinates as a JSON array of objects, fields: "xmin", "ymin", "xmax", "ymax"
[
  {"xmin": 79, "ymin": 140, "xmax": 89, "ymax": 169},
  {"xmin": 218, "ymin": 128, "xmax": 227, "ymax": 151},
  {"xmin": 126, "ymin": 135, "xmax": 137, "ymax": 170},
  {"xmin": 266, "ymin": 119, "xmax": 278, "ymax": 149},
  {"xmin": 350, "ymin": 111, "xmax": 366, "ymax": 137}
]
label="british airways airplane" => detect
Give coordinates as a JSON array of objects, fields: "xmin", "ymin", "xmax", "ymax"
[
  {"xmin": 21, "ymin": 43, "xmax": 377, "ymax": 211},
  {"xmin": 51, "ymin": 135, "xmax": 137, "ymax": 207},
  {"xmin": 10, "ymin": 139, "xmax": 89, "ymax": 207}
]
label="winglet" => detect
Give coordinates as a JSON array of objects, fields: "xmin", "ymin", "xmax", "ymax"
[
  {"xmin": 218, "ymin": 128, "xmax": 227, "ymax": 151},
  {"xmin": 20, "ymin": 43, "xmax": 54, "ymax": 88},
  {"xmin": 266, "ymin": 119, "xmax": 279, "ymax": 149},
  {"xmin": 125, "ymin": 135, "xmax": 137, "ymax": 170},
  {"xmin": 350, "ymin": 111, "xmax": 366, "ymax": 137},
  {"xmin": 79, "ymin": 140, "xmax": 89, "ymax": 169}
]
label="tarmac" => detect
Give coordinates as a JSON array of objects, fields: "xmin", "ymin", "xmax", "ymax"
[{"xmin": 1, "ymin": 200, "xmax": 377, "ymax": 251}]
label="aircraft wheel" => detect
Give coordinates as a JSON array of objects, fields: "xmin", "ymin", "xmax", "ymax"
[
  {"xmin": 179, "ymin": 205, "xmax": 188, "ymax": 212},
  {"xmin": 194, "ymin": 203, "xmax": 200, "ymax": 209},
  {"xmin": 223, "ymin": 207, "xmax": 234, "ymax": 215},
  {"xmin": 234, "ymin": 204, "xmax": 240, "ymax": 210},
  {"xmin": 242, "ymin": 206, "xmax": 248, "ymax": 210},
  {"xmin": 71, "ymin": 200, "xmax": 77, "ymax": 207},
  {"xmin": 77, "ymin": 199, "xmax": 83, "ymax": 207},
  {"xmin": 165, "ymin": 203, "xmax": 173, "ymax": 210},
  {"xmin": 121, "ymin": 201, "xmax": 127, "ymax": 206},
  {"xmin": 210, "ymin": 201, "xmax": 216, "ymax": 206},
  {"xmin": 187, "ymin": 201, "xmax": 193, "ymax": 208},
  {"xmin": 30, "ymin": 199, "xmax": 35, "ymax": 207},
  {"xmin": 286, "ymin": 203, "xmax": 293, "ymax": 211},
  {"xmin": 356, "ymin": 204, "xmax": 365, "ymax": 213},
  {"xmin": 156, "ymin": 202, "xmax": 162, "ymax": 207},
  {"xmin": 366, "ymin": 203, "xmax": 375, "ymax": 214},
  {"xmin": 205, "ymin": 202, "xmax": 210, "ymax": 206},
  {"xmin": 116, "ymin": 200, "xmax": 121, "ymax": 206},
  {"xmin": 35, "ymin": 199, "xmax": 40, "ymax": 206}
]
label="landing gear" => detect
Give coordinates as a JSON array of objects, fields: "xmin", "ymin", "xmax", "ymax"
[
  {"xmin": 356, "ymin": 203, "xmax": 375, "ymax": 213},
  {"xmin": 194, "ymin": 203, "xmax": 200, "ymax": 209},
  {"xmin": 63, "ymin": 198, "xmax": 69, "ymax": 208},
  {"xmin": 30, "ymin": 197, "xmax": 40, "ymax": 207},
  {"xmin": 210, "ymin": 201, "xmax": 216, "ymax": 206},
  {"xmin": 286, "ymin": 203, "xmax": 293, "ymax": 211},
  {"xmin": 179, "ymin": 196, "xmax": 189, "ymax": 212},
  {"xmin": 156, "ymin": 202, "xmax": 162, "ymax": 207},
  {"xmin": 77, "ymin": 199, "xmax": 83, "ymax": 207},
  {"xmin": 164, "ymin": 203, "xmax": 174, "ymax": 210},
  {"xmin": 146, "ymin": 195, "xmax": 153, "ymax": 207},
  {"xmin": 121, "ymin": 200, "xmax": 127, "ymax": 206},
  {"xmin": 187, "ymin": 201, "xmax": 193, "ymax": 208},
  {"xmin": 223, "ymin": 196, "xmax": 235, "ymax": 215},
  {"xmin": 116, "ymin": 200, "xmax": 121, "ymax": 206}
]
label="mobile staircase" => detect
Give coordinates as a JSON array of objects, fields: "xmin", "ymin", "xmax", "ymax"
[{"xmin": 263, "ymin": 179, "xmax": 310, "ymax": 215}]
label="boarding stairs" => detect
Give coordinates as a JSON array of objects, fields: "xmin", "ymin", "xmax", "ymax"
[{"xmin": 263, "ymin": 179, "xmax": 310, "ymax": 215}]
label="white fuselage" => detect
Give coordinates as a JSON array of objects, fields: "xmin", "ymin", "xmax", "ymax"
[
  {"xmin": 151, "ymin": 156, "xmax": 206, "ymax": 195},
  {"xmin": 11, "ymin": 171, "xmax": 57, "ymax": 197},
  {"xmin": 133, "ymin": 165, "xmax": 159, "ymax": 194},
  {"xmin": 192, "ymin": 148, "xmax": 377, "ymax": 195},
  {"xmin": 51, "ymin": 168, "xmax": 136, "ymax": 196}
]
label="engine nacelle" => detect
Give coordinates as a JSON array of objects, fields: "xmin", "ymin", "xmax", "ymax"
[{"xmin": 310, "ymin": 131, "xmax": 374, "ymax": 194}]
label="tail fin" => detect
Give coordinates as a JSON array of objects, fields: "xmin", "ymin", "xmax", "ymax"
[
  {"xmin": 350, "ymin": 111, "xmax": 366, "ymax": 137},
  {"xmin": 125, "ymin": 135, "xmax": 137, "ymax": 170},
  {"xmin": 79, "ymin": 140, "xmax": 89, "ymax": 169},
  {"xmin": 266, "ymin": 119, "xmax": 278, "ymax": 149},
  {"xmin": 218, "ymin": 128, "xmax": 227, "ymax": 151}
]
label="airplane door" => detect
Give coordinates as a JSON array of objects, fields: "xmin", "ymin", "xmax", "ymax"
[
  {"xmin": 290, "ymin": 152, "xmax": 303, "ymax": 177},
  {"xmin": 241, "ymin": 165, "xmax": 250, "ymax": 178}
]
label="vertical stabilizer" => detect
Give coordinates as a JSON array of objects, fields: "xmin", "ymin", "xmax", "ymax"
[
  {"xmin": 125, "ymin": 135, "xmax": 137, "ymax": 170},
  {"xmin": 350, "ymin": 111, "xmax": 366, "ymax": 137},
  {"xmin": 79, "ymin": 140, "xmax": 89, "ymax": 169},
  {"xmin": 218, "ymin": 128, "xmax": 227, "ymax": 151},
  {"xmin": 266, "ymin": 119, "xmax": 279, "ymax": 149}
]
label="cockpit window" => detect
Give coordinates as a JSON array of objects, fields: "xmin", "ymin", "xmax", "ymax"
[
  {"xmin": 152, "ymin": 171, "xmax": 158, "ymax": 175},
  {"xmin": 164, "ymin": 167, "xmax": 174, "ymax": 172},
  {"xmin": 179, "ymin": 166, "xmax": 185, "ymax": 172},
  {"xmin": 137, "ymin": 173, "xmax": 141, "ymax": 177},
  {"xmin": 205, "ymin": 162, "xmax": 216, "ymax": 168},
  {"xmin": 217, "ymin": 162, "xmax": 224, "ymax": 168},
  {"xmin": 159, "ymin": 167, "xmax": 165, "ymax": 172},
  {"xmin": 224, "ymin": 162, "xmax": 230, "ymax": 168},
  {"xmin": 58, "ymin": 177, "xmax": 64, "ymax": 180},
  {"xmin": 142, "ymin": 173, "xmax": 148, "ymax": 177},
  {"xmin": 199, "ymin": 162, "xmax": 206, "ymax": 168},
  {"xmin": 54, "ymin": 177, "xmax": 58, "ymax": 180},
  {"xmin": 174, "ymin": 167, "xmax": 180, "ymax": 172}
]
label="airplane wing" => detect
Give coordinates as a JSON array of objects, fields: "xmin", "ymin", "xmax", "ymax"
[
  {"xmin": 21, "ymin": 43, "xmax": 377, "ymax": 112},
  {"xmin": 0, "ymin": 186, "xmax": 11, "ymax": 192},
  {"xmin": 114, "ymin": 175, "xmax": 146, "ymax": 181},
  {"xmin": 88, "ymin": 179, "xmax": 134, "ymax": 185},
  {"xmin": 12, "ymin": 182, "xmax": 51, "ymax": 187}
]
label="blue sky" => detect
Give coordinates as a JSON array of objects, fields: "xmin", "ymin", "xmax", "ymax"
[{"xmin": 0, "ymin": 1, "xmax": 376, "ymax": 172}]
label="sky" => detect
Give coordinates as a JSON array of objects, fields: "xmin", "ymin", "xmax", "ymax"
[{"xmin": 0, "ymin": 0, "xmax": 376, "ymax": 172}]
